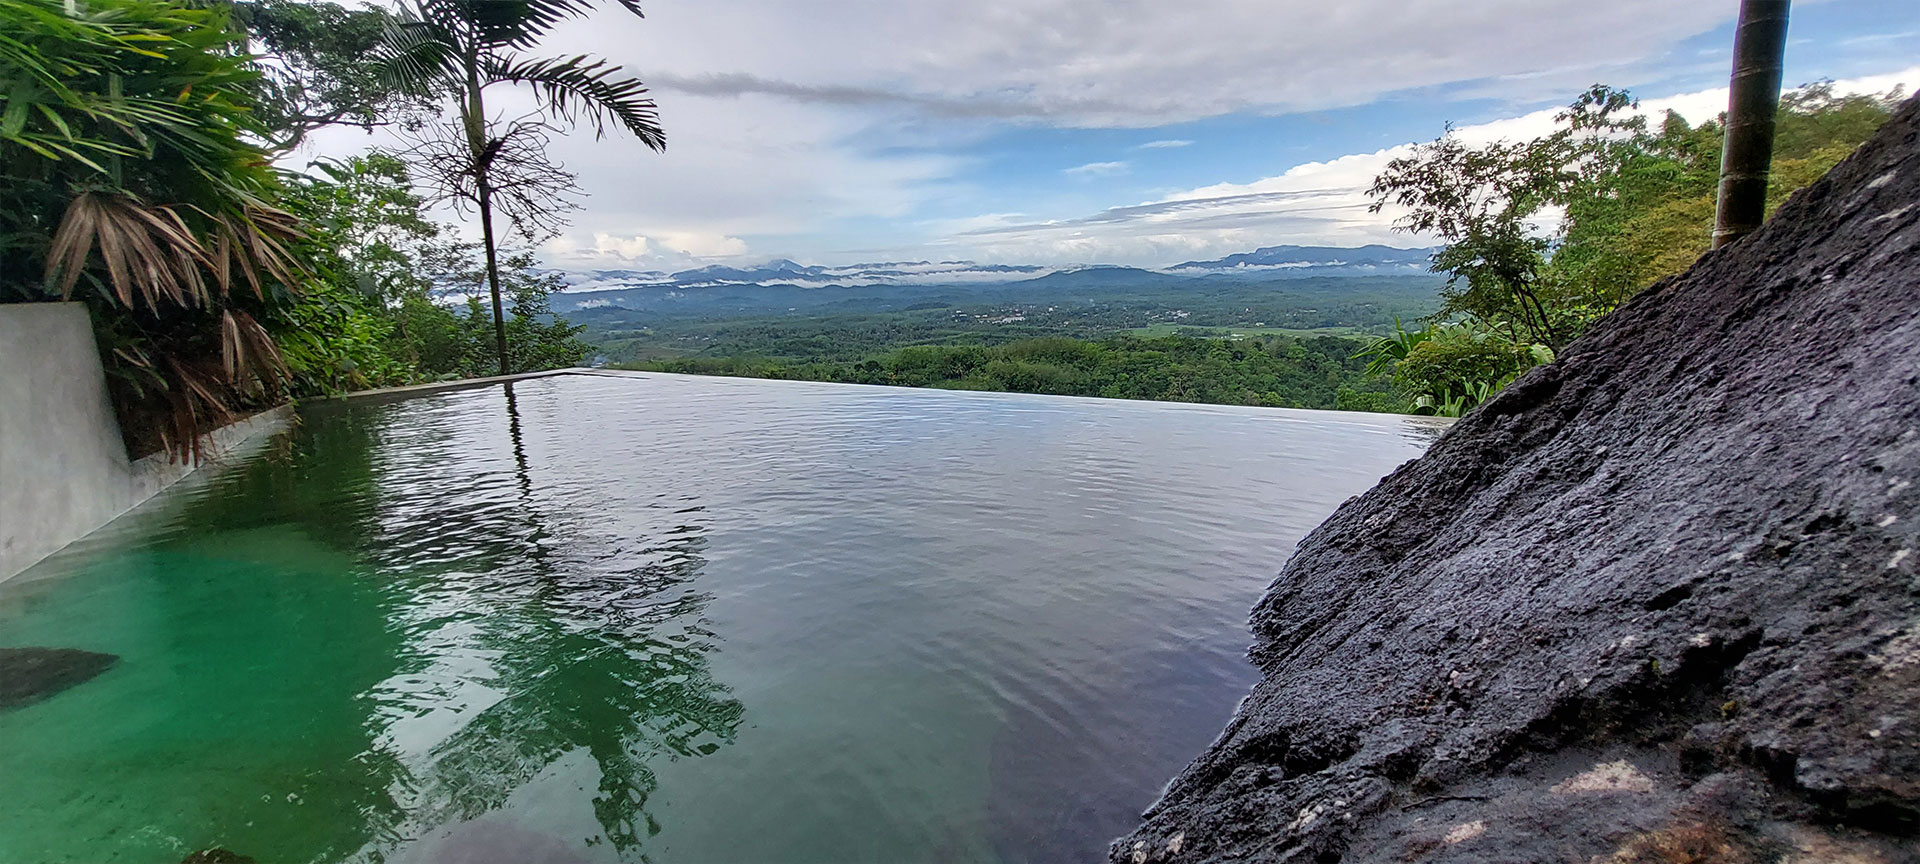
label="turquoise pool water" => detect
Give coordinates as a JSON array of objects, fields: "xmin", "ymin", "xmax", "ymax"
[{"xmin": 0, "ymin": 372, "xmax": 1436, "ymax": 863}]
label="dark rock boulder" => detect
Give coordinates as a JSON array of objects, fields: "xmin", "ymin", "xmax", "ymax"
[
  {"xmin": 0, "ymin": 646, "xmax": 117, "ymax": 710},
  {"xmin": 181, "ymin": 850, "xmax": 256, "ymax": 864},
  {"xmin": 1113, "ymin": 96, "xmax": 1920, "ymax": 863}
]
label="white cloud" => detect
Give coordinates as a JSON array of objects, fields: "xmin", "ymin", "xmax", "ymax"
[
  {"xmin": 308, "ymin": 87, "xmax": 959, "ymax": 267},
  {"xmin": 297, "ymin": 0, "xmax": 1914, "ymax": 271},
  {"xmin": 488, "ymin": 0, "xmax": 1752, "ymax": 265},
  {"xmin": 543, "ymin": 229, "xmax": 749, "ymax": 268},
  {"xmin": 654, "ymin": 231, "xmax": 749, "ymax": 258},
  {"xmin": 946, "ymin": 68, "xmax": 1920, "ymax": 265},
  {"xmin": 1139, "ymin": 140, "xmax": 1194, "ymax": 149},
  {"xmin": 559, "ymin": 0, "xmax": 1738, "ymax": 128},
  {"xmin": 1063, "ymin": 161, "xmax": 1130, "ymax": 177}
]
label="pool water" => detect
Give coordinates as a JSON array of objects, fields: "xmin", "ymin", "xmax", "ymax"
[{"xmin": 0, "ymin": 372, "xmax": 1436, "ymax": 863}]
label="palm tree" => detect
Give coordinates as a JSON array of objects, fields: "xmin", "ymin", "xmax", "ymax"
[{"xmin": 377, "ymin": 0, "xmax": 664, "ymax": 376}]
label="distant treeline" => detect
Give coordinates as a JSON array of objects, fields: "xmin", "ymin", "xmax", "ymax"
[
  {"xmin": 572, "ymin": 274, "xmax": 1446, "ymax": 366},
  {"xmin": 622, "ymin": 334, "xmax": 1404, "ymax": 412}
]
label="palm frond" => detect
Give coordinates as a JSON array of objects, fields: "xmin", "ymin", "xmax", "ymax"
[
  {"xmin": 48, "ymin": 191, "xmax": 209, "ymax": 310},
  {"xmin": 219, "ymin": 308, "xmax": 286, "ymax": 396},
  {"xmin": 485, "ymin": 54, "xmax": 664, "ymax": 148},
  {"xmin": 375, "ymin": 13, "xmax": 461, "ymax": 93},
  {"xmin": 208, "ymin": 205, "xmax": 307, "ymax": 300},
  {"xmin": 416, "ymin": 0, "xmax": 630, "ymax": 49},
  {"xmin": 162, "ymin": 354, "xmax": 236, "ymax": 463}
]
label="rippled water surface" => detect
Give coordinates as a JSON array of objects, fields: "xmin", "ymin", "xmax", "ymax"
[{"xmin": 0, "ymin": 373, "xmax": 1437, "ymax": 863}]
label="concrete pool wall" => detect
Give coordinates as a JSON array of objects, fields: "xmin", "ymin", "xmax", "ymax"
[{"xmin": 0, "ymin": 302, "xmax": 291, "ymax": 583}]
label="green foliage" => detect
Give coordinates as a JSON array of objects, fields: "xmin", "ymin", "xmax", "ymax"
[
  {"xmin": 279, "ymin": 153, "xmax": 592, "ymax": 389},
  {"xmin": 286, "ymin": 153, "xmax": 445, "ymax": 301},
  {"xmin": 1355, "ymin": 318, "xmax": 1552, "ymax": 417},
  {"xmin": 1365, "ymin": 82, "xmax": 1899, "ymax": 417},
  {"xmin": 576, "ymin": 276, "xmax": 1445, "ymax": 368},
  {"xmin": 0, "ymin": 0, "xmax": 258, "ymax": 179},
  {"xmin": 1371, "ymin": 83, "xmax": 1901, "ymax": 354},
  {"xmin": 386, "ymin": 260, "xmax": 589, "ymax": 381},
  {"xmin": 275, "ymin": 279, "xmax": 411, "ymax": 394},
  {"xmin": 498, "ymin": 257, "xmax": 593, "ymax": 374},
  {"xmin": 0, "ymin": 0, "xmax": 312, "ymax": 457},
  {"xmin": 1368, "ymin": 121, "xmax": 1573, "ymax": 345},
  {"xmin": 0, "ymin": 1, "xmax": 599, "ymax": 452},
  {"xmin": 1334, "ymin": 386, "xmax": 1409, "ymax": 414},
  {"xmin": 627, "ymin": 333, "xmax": 1401, "ymax": 412},
  {"xmin": 1393, "ymin": 324, "xmax": 1535, "ymax": 416},
  {"xmin": 226, "ymin": 0, "xmax": 435, "ymax": 148},
  {"xmin": 1352, "ymin": 316, "xmax": 1432, "ymax": 377}
]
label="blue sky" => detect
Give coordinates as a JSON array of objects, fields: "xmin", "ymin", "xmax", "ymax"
[{"xmin": 311, "ymin": 0, "xmax": 1920, "ymax": 270}]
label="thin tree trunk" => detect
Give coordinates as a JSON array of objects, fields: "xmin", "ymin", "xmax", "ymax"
[
  {"xmin": 478, "ymin": 181, "xmax": 510, "ymax": 376},
  {"xmin": 1714, "ymin": 0, "xmax": 1791, "ymax": 249},
  {"xmin": 461, "ymin": 49, "xmax": 511, "ymax": 376}
]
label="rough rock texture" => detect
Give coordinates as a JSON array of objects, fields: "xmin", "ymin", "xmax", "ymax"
[
  {"xmin": 0, "ymin": 646, "xmax": 116, "ymax": 710},
  {"xmin": 1114, "ymin": 97, "xmax": 1920, "ymax": 864}
]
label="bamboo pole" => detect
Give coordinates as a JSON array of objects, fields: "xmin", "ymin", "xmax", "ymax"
[{"xmin": 1713, "ymin": 0, "xmax": 1792, "ymax": 248}]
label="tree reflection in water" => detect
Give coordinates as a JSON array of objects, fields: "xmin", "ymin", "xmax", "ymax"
[{"xmin": 309, "ymin": 387, "xmax": 745, "ymax": 860}]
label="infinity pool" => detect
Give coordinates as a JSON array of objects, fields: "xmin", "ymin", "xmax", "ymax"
[{"xmin": 0, "ymin": 372, "xmax": 1436, "ymax": 863}]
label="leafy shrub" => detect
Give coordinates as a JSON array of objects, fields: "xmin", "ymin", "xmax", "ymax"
[{"xmin": 1395, "ymin": 333, "xmax": 1533, "ymax": 404}]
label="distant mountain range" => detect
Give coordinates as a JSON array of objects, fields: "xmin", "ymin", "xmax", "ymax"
[
  {"xmin": 548, "ymin": 244, "xmax": 1439, "ymax": 314},
  {"xmin": 1170, "ymin": 244, "xmax": 1436, "ymax": 273},
  {"xmin": 554, "ymin": 259, "xmax": 1053, "ymax": 294}
]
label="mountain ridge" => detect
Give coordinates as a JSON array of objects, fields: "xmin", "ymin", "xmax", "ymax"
[
  {"xmin": 1170, "ymin": 243, "xmax": 1436, "ymax": 272},
  {"xmin": 551, "ymin": 243, "xmax": 1439, "ymax": 300}
]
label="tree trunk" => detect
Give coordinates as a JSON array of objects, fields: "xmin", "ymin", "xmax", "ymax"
[
  {"xmin": 478, "ymin": 181, "xmax": 510, "ymax": 376},
  {"xmin": 1713, "ymin": 0, "xmax": 1791, "ymax": 249},
  {"xmin": 461, "ymin": 51, "xmax": 511, "ymax": 376}
]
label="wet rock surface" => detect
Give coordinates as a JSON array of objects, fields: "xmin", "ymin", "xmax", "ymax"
[
  {"xmin": 0, "ymin": 646, "xmax": 117, "ymax": 710},
  {"xmin": 1114, "ymin": 97, "xmax": 1920, "ymax": 863}
]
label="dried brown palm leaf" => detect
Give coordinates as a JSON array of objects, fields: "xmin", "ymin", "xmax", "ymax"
[
  {"xmin": 218, "ymin": 309, "xmax": 288, "ymax": 397},
  {"xmin": 210, "ymin": 226, "xmax": 234, "ymax": 297},
  {"xmin": 210, "ymin": 206, "xmax": 307, "ymax": 300},
  {"xmin": 48, "ymin": 191, "xmax": 211, "ymax": 312},
  {"xmin": 162, "ymin": 356, "xmax": 237, "ymax": 464}
]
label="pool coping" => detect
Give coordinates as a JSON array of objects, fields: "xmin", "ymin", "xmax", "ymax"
[
  {"xmin": 316, "ymin": 367, "xmax": 595, "ymax": 406},
  {"xmin": 319, "ymin": 367, "xmax": 1453, "ymax": 430}
]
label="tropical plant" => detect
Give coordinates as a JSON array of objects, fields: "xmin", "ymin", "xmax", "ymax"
[
  {"xmin": 404, "ymin": 249, "xmax": 592, "ymax": 378},
  {"xmin": 1371, "ymin": 82, "xmax": 1901, "ymax": 358},
  {"xmin": 285, "ymin": 153, "xmax": 449, "ymax": 301},
  {"xmin": 1352, "ymin": 316, "xmax": 1433, "ymax": 377},
  {"xmin": 280, "ymin": 151, "xmax": 594, "ymax": 384},
  {"xmin": 1353, "ymin": 316, "xmax": 1553, "ymax": 417},
  {"xmin": 223, "ymin": 0, "xmax": 440, "ymax": 149},
  {"xmin": 0, "ymin": 0, "xmax": 312, "ymax": 457},
  {"xmin": 375, "ymin": 0, "xmax": 665, "ymax": 375},
  {"xmin": 273, "ymin": 277, "xmax": 413, "ymax": 394}
]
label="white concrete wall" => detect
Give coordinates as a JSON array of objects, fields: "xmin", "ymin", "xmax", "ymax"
[
  {"xmin": 0, "ymin": 303, "xmax": 288, "ymax": 582},
  {"xmin": 0, "ymin": 303, "xmax": 135, "ymax": 582}
]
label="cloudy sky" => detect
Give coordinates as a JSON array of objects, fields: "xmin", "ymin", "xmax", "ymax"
[{"xmin": 307, "ymin": 0, "xmax": 1919, "ymax": 270}]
